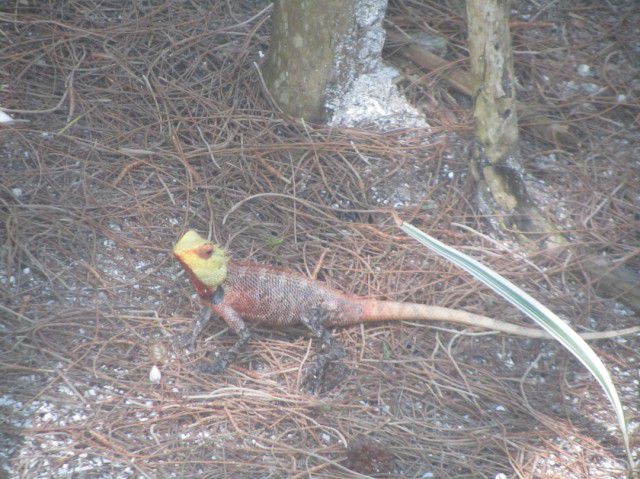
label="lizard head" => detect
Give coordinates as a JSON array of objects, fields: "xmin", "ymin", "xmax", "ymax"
[{"xmin": 173, "ymin": 230, "xmax": 228, "ymax": 297}]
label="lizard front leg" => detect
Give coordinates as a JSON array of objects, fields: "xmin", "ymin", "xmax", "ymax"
[
  {"xmin": 175, "ymin": 306, "xmax": 213, "ymax": 349},
  {"xmin": 300, "ymin": 308, "xmax": 347, "ymax": 394},
  {"xmin": 174, "ymin": 286, "xmax": 224, "ymax": 348},
  {"xmin": 199, "ymin": 303, "xmax": 251, "ymax": 375}
]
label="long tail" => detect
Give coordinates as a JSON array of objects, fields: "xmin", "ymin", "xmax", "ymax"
[{"xmin": 354, "ymin": 299, "xmax": 640, "ymax": 340}]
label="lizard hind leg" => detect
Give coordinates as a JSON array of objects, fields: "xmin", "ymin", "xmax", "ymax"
[{"xmin": 299, "ymin": 308, "xmax": 348, "ymax": 394}]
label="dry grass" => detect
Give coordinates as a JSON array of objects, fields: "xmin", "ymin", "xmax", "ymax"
[{"xmin": 1, "ymin": 1, "xmax": 638, "ymax": 477}]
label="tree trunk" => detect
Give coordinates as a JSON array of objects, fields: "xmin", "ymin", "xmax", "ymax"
[
  {"xmin": 263, "ymin": 0, "xmax": 387, "ymax": 122},
  {"xmin": 466, "ymin": 0, "xmax": 562, "ymax": 244},
  {"xmin": 466, "ymin": 0, "xmax": 640, "ymax": 312}
]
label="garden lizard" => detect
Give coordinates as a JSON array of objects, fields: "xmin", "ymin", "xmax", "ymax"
[{"xmin": 172, "ymin": 230, "xmax": 548, "ymax": 389}]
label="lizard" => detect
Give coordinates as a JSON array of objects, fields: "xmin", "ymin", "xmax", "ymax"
[{"xmin": 171, "ymin": 230, "xmax": 636, "ymax": 390}]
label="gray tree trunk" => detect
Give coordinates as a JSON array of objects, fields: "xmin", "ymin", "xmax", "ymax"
[{"xmin": 263, "ymin": 0, "xmax": 387, "ymax": 122}]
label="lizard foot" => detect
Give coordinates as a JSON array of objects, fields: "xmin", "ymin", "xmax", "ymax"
[
  {"xmin": 198, "ymin": 357, "xmax": 230, "ymax": 375},
  {"xmin": 173, "ymin": 333, "xmax": 196, "ymax": 349},
  {"xmin": 195, "ymin": 326, "xmax": 250, "ymax": 376},
  {"xmin": 299, "ymin": 308, "xmax": 348, "ymax": 394},
  {"xmin": 301, "ymin": 356, "xmax": 350, "ymax": 395}
]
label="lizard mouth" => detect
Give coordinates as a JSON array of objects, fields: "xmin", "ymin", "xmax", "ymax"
[{"xmin": 174, "ymin": 253, "xmax": 213, "ymax": 298}]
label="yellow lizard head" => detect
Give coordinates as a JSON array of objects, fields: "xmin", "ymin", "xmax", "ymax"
[{"xmin": 173, "ymin": 230, "xmax": 228, "ymax": 296}]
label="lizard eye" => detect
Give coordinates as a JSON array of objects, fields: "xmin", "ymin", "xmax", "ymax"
[{"xmin": 196, "ymin": 244, "xmax": 214, "ymax": 259}]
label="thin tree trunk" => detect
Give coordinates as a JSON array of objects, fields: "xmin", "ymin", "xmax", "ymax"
[
  {"xmin": 466, "ymin": 0, "xmax": 639, "ymax": 312},
  {"xmin": 466, "ymin": 0, "xmax": 562, "ymax": 244}
]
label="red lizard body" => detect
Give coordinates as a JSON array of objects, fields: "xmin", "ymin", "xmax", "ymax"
[{"xmin": 199, "ymin": 260, "xmax": 541, "ymax": 334}]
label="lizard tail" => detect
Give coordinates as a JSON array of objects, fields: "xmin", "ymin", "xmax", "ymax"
[{"xmin": 357, "ymin": 299, "xmax": 550, "ymax": 339}]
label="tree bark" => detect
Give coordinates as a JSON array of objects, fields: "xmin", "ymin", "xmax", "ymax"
[
  {"xmin": 466, "ymin": 0, "xmax": 562, "ymax": 244},
  {"xmin": 263, "ymin": 0, "xmax": 387, "ymax": 122}
]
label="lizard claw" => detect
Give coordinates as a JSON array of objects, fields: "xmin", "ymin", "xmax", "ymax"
[
  {"xmin": 198, "ymin": 357, "xmax": 230, "ymax": 375},
  {"xmin": 301, "ymin": 364, "xmax": 324, "ymax": 395},
  {"xmin": 174, "ymin": 333, "xmax": 196, "ymax": 349},
  {"xmin": 301, "ymin": 360, "xmax": 350, "ymax": 395}
]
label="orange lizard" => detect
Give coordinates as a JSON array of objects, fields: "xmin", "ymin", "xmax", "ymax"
[{"xmin": 172, "ymin": 230, "xmax": 554, "ymax": 390}]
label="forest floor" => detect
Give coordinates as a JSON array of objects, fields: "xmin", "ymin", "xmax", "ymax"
[{"xmin": 1, "ymin": 1, "xmax": 639, "ymax": 477}]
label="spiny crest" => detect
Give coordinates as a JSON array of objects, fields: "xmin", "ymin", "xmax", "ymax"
[{"xmin": 173, "ymin": 230, "xmax": 229, "ymax": 292}]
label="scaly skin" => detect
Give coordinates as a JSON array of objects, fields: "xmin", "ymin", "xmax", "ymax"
[{"xmin": 173, "ymin": 230, "xmax": 547, "ymax": 389}]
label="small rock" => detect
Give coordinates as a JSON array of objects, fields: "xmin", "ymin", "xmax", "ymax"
[
  {"xmin": 577, "ymin": 64, "xmax": 591, "ymax": 77},
  {"xmin": 0, "ymin": 110, "xmax": 14, "ymax": 123},
  {"xmin": 149, "ymin": 365, "xmax": 161, "ymax": 384}
]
